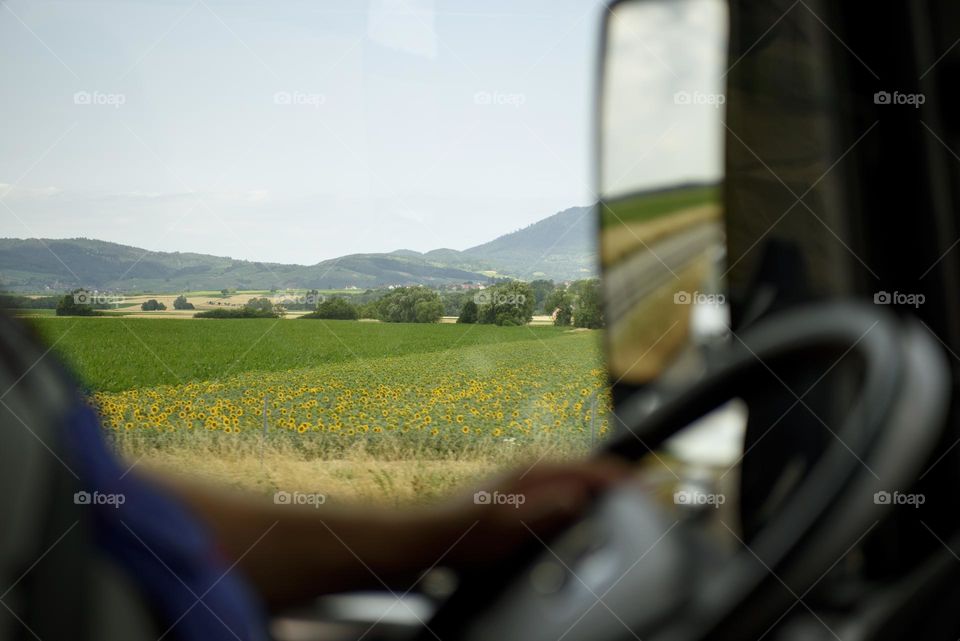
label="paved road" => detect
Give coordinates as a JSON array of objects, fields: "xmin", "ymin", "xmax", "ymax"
[{"xmin": 604, "ymin": 221, "xmax": 723, "ymax": 323}]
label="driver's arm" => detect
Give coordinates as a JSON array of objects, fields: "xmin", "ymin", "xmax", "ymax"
[{"xmin": 154, "ymin": 460, "xmax": 629, "ymax": 610}]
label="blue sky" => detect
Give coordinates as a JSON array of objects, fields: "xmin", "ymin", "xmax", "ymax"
[{"xmin": 0, "ymin": 0, "xmax": 610, "ymax": 264}]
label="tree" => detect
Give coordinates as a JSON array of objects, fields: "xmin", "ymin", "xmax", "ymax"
[
  {"xmin": 476, "ymin": 281, "xmax": 535, "ymax": 326},
  {"xmin": 543, "ymin": 288, "xmax": 567, "ymax": 318},
  {"xmin": 457, "ymin": 299, "xmax": 478, "ymax": 324},
  {"xmin": 442, "ymin": 292, "xmax": 468, "ymax": 316},
  {"xmin": 573, "ymin": 279, "xmax": 604, "ymax": 329},
  {"xmin": 305, "ymin": 289, "xmax": 322, "ymax": 310},
  {"xmin": 529, "ymin": 279, "xmax": 556, "ymax": 314},
  {"xmin": 553, "ymin": 294, "xmax": 573, "ymax": 326},
  {"xmin": 307, "ymin": 298, "xmax": 359, "ymax": 320},
  {"xmin": 194, "ymin": 297, "xmax": 281, "ymax": 318},
  {"xmin": 173, "ymin": 295, "xmax": 195, "ymax": 310},
  {"xmin": 55, "ymin": 291, "xmax": 97, "ymax": 317},
  {"xmin": 275, "ymin": 289, "xmax": 323, "ymax": 311},
  {"xmin": 244, "ymin": 298, "xmax": 284, "ymax": 317},
  {"xmin": 357, "ymin": 301, "xmax": 379, "ymax": 319},
  {"xmin": 414, "ymin": 298, "xmax": 444, "ymax": 323},
  {"xmin": 140, "ymin": 299, "xmax": 167, "ymax": 311},
  {"xmin": 374, "ymin": 287, "xmax": 444, "ymax": 323},
  {"xmin": 0, "ymin": 294, "xmax": 59, "ymax": 311}
]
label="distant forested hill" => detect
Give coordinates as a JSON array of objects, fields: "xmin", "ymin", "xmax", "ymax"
[{"xmin": 0, "ymin": 205, "xmax": 597, "ymax": 292}]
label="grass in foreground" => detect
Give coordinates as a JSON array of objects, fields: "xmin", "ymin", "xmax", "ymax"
[{"xmin": 131, "ymin": 442, "xmax": 557, "ymax": 505}]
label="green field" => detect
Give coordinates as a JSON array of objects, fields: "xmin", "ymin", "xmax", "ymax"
[
  {"xmin": 29, "ymin": 318, "xmax": 584, "ymax": 393},
  {"xmin": 600, "ymin": 184, "xmax": 719, "ymax": 228},
  {"xmin": 11, "ymin": 308, "xmax": 56, "ymax": 317}
]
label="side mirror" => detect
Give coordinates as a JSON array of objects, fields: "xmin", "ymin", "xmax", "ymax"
[{"xmin": 598, "ymin": 0, "xmax": 729, "ymax": 396}]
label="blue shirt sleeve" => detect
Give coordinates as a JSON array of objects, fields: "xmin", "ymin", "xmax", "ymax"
[{"xmin": 65, "ymin": 400, "xmax": 269, "ymax": 641}]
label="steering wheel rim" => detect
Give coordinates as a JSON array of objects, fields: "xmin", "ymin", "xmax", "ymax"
[
  {"xmin": 421, "ymin": 303, "xmax": 950, "ymax": 641},
  {"xmin": 604, "ymin": 302, "xmax": 902, "ymax": 460}
]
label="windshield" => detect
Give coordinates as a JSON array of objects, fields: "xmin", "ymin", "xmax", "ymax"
[{"xmin": 1, "ymin": 0, "xmax": 611, "ymax": 504}]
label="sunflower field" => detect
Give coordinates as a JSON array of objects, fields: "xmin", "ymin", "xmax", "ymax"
[{"xmin": 31, "ymin": 319, "xmax": 611, "ymax": 461}]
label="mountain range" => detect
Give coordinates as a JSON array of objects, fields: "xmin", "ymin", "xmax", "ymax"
[{"xmin": 1, "ymin": 205, "xmax": 596, "ymax": 293}]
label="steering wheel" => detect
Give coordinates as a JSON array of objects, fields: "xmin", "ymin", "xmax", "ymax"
[{"xmin": 419, "ymin": 303, "xmax": 950, "ymax": 641}]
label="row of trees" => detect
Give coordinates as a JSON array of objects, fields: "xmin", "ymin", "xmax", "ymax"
[
  {"xmin": 0, "ymin": 294, "xmax": 61, "ymax": 310},
  {"xmin": 54, "ymin": 291, "xmax": 195, "ymax": 316},
  {"xmin": 142, "ymin": 295, "xmax": 197, "ymax": 311},
  {"xmin": 436, "ymin": 280, "xmax": 554, "ymax": 317},
  {"xmin": 302, "ymin": 287, "xmax": 444, "ymax": 323},
  {"xmin": 453, "ymin": 279, "xmax": 603, "ymax": 328},
  {"xmin": 48, "ymin": 280, "xmax": 604, "ymax": 328},
  {"xmin": 140, "ymin": 299, "xmax": 166, "ymax": 311},
  {"xmin": 194, "ymin": 297, "xmax": 283, "ymax": 318},
  {"xmin": 370, "ymin": 287, "xmax": 444, "ymax": 323},
  {"xmin": 457, "ymin": 280, "xmax": 534, "ymax": 326},
  {"xmin": 302, "ymin": 297, "xmax": 358, "ymax": 320},
  {"xmin": 545, "ymin": 279, "xmax": 604, "ymax": 329}
]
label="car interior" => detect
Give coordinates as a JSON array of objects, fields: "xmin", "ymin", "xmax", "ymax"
[
  {"xmin": 259, "ymin": 1, "xmax": 960, "ymax": 639},
  {"xmin": 6, "ymin": 0, "xmax": 960, "ymax": 640}
]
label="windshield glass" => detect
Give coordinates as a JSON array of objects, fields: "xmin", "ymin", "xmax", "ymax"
[{"xmin": 1, "ymin": 0, "xmax": 611, "ymax": 504}]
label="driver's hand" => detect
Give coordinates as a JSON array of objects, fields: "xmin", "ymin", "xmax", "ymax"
[{"xmin": 437, "ymin": 458, "xmax": 632, "ymax": 571}]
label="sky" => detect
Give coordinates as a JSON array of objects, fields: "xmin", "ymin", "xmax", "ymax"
[
  {"xmin": 0, "ymin": 0, "xmax": 614, "ymax": 265},
  {"xmin": 601, "ymin": 0, "xmax": 725, "ymax": 197}
]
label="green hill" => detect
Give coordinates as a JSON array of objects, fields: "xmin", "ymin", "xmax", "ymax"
[{"xmin": 0, "ymin": 205, "xmax": 597, "ymax": 292}]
